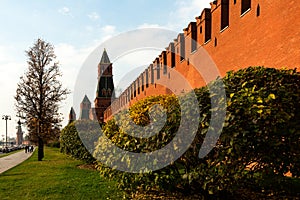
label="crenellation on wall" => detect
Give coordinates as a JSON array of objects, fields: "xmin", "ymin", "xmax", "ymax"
[
  {"xmin": 210, "ymin": 0, "xmax": 219, "ymax": 13},
  {"xmin": 101, "ymin": 0, "xmax": 300, "ymax": 122},
  {"xmin": 179, "ymin": 33, "xmax": 185, "ymax": 62},
  {"xmin": 166, "ymin": 42, "xmax": 175, "ymax": 68},
  {"xmin": 210, "ymin": 0, "xmax": 221, "ymax": 46}
]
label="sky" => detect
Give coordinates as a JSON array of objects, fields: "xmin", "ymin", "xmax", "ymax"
[{"xmin": 0, "ymin": 0, "xmax": 212, "ymax": 139}]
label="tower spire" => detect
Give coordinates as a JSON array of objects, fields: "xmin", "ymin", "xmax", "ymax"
[
  {"xmin": 95, "ymin": 49, "xmax": 115, "ymax": 123},
  {"xmin": 79, "ymin": 95, "xmax": 91, "ymax": 120},
  {"xmin": 100, "ymin": 48, "xmax": 111, "ymax": 64},
  {"xmin": 68, "ymin": 107, "xmax": 76, "ymax": 123},
  {"xmin": 16, "ymin": 119, "xmax": 23, "ymax": 145}
]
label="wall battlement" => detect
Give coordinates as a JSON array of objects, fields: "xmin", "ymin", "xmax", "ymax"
[{"xmin": 103, "ymin": 0, "xmax": 300, "ymax": 121}]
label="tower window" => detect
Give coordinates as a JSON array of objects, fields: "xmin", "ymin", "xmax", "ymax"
[
  {"xmin": 127, "ymin": 89, "xmax": 130, "ymax": 102},
  {"xmin": 214, "ymin": 37, "xmax": 217, "ymax": 47},
  {"xmin": 141, "ymin": 74, "xmax": 144, "ymax": 91},
  {"xmin": 134, "ymin": 82, "xmax": 136, "ymax": 97},
  {"xmin": 130, "ymin": 86, "xmax": 133, "ymax": 100},
  {"xmin": 221, "ymin": 0, "xmax": 229, "ymax": 30},
  {"xmin": 241, "ymin": 0, "xmax": 251, "ymax": 15},
  {"xmin": 204, "ymin": 10, "xmax": 212, "ymax": 43},
  {"xmin": 191, "ymin": 23, "xmax": 197, "ymax": 52},
  {"xmin": 151, "ymin": 65, "xmax": 154, "ymax": 84},
  {"xmin": 171, "ymin": 44, "xmax": 175, "ymax": 68},
  {"xmin": 146, "ymin": 69, "xmax": 149, "ymax": 88},
  {"xmin": 137, "ymin": 78, "xmax": 140, "ymax": 94},
  {"xmin": 200, "ymin": 26, "xmax": 202, "ymax": 34},
  {"xmin": 180, "ymin": 34, "xmax": 185, "ymax": 61},
  {"xmin": 157, "ymin": 63, "xmax": 160, "ymax": 80},
  {"xmin": 163, "ymin": 51, "xmax": 167, "ymax": 74},
  {"xmin": 257, "ymin": 4, "xmax": 260, "ymax": 17},
  {"xmin": 163, "ymin": 62, "xmax": 167, "ymax": 75}
]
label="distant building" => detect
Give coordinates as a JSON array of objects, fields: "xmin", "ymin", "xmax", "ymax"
[
  {"xmin": 94, "ymin": 48, "xmax": 115, "ymax": 122},
  {"xmin": 72, "ymin": 1, "xmax": 300, "ymax": 123},
  {"xmin": 79, "ymin": 95, "xmax": 91, "ymax": 120},
  {"xmin": 68, "ymin": 107, "xmax": 76, "ymax": 124},
  {"xmin": 103, "ymin": 0, "xmax": 300, "ymax": 121},
  {"xmin": 16, "ymin": 120, "xmax": 23, "ymax": 145},
  {"xmin": 73, "ymin": 49, "xmax": 115, "ymax": 123}
]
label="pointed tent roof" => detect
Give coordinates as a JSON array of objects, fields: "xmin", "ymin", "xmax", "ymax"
[
  {"xmin": 70, "ymin": 107, "xmax": 76, "ymax": 115},
  {"xmin": 81, "ymin": 95, "xmax": 91, "ymax": 104},
  {"xmin": 100, "ymin": 48, "xmax": 111, "ymax": 64},
  {"xmin": 69, "ymin": 107, "xmax": 76, "ymax": 123}
]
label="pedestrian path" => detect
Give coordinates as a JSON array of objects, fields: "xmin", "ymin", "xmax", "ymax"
[{"xmin": 0, "ymin": 150, "xmax": 34, "ymax": 174}]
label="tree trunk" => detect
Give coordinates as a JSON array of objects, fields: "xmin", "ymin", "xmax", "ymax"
[{"xmin": 38, "ymin": 137, "xmax": 44, "ymax": 161}]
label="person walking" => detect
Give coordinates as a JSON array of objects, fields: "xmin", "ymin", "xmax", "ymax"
[{"xmin": 30, "ymin": 145, "xmax": 34, "ymax": 153}]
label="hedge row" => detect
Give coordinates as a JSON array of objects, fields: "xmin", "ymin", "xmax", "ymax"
[
  {"xmin": 60, "ymin": 120, "xmax": 100, "ymax": 164},
  {"xmin": 94, "ymin": 66, "xmax": 300, "ymax": 196}
]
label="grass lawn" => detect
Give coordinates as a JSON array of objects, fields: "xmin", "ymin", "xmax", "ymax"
[{"xmin": 0, "ymin": 147, "xmax": 123, "ymax": 200}]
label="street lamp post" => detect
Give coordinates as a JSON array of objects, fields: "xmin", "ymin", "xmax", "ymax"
[
  {"xmin": 1, "ymin": 135, "xmax": 3, "ymax": 148},
  {"xmin": 2, "ymin": 115, "xmax": 11, "ymax": 148}
]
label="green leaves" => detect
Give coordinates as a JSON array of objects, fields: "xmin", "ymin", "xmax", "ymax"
[
  {"xmin": 94, "ymin": 66, "xmax": 300, "ymax": 196},
  {"xmin": 60, "ymin": 120, "xmax": 99, "ymax": 164}
]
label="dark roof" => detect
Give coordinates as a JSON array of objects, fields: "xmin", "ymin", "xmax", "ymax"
[
  {"xmin": 100, "ymin": 48, "xmax": 111, "ymax": 64},
  {"xmin": 82, "ymin": 95, "xmax": 91, "ymax": 104},
  {"xmin": 70, "ymin": 107, "xmax": 76, "ymax": 115}
]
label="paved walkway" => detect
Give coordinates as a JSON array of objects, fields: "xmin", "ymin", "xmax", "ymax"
[{"xmin": 0, "ymin": 150, "xmax": 34, "ymax": 174}]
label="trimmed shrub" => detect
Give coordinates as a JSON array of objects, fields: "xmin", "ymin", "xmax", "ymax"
[
  {"xmin": 46, "ymin": 141, "xmax": 60, "ymax": 148},
  {"xmin": 94, "ymin": 66, "xmax": 300, "ymax": 196},
  {"xmin": 60, "ymin": 120, "xmax": 100, "ymax": 164}
]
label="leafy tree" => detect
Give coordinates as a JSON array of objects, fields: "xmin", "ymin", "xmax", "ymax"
[{"xmin": 15, "ymin": 38, "xmax": 69, "ymax": 161}]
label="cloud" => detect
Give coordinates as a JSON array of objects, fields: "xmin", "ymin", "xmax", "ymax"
[
  {"xmin": 58, "ymin": 7, "xmax": 73, "ymax": 17},
  {"xmin": 138, "ymin": 23, "xmax": 163, "ymax": 29},
  {"xmin": 85, "ymin": 25, "xmax": 94, "ymax": 32},
  {"xmin": 101, "ymin": 25, "xmax": 116, "ymax": 34},
  {"xmin": 55, "ymin": 43, "xmax": 98, "ymax": 88},
  {"xmin": 99, "ymin": 25, "xmax": 117, "ymax": 41},
  {"xmin": 168, "ymin": 0, "xmax": 211, "ymax": 30},
  {"xmin": 55, "ymin": 41, "xmax": 102, "ymax": 124},
  {"xmin": 0, "ymin": 45, "xmax": 27, "ymax": 137},
  {"xmin": 87, "ymin": 12, "xmax": 100, "ymax": 21},
  {"xmin": 71, "ymin": 28, "xmax": 177, "ymax": 105}
]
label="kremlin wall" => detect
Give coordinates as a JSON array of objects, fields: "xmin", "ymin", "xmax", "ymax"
[{"xmin": 72, "ymin": 0, "xmax": 300, "ymax": 123}]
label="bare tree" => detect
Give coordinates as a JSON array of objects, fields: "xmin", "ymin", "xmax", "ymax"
[{"xmin": 15, "ymin": 39, "xmax": 69, "ymax": 161}]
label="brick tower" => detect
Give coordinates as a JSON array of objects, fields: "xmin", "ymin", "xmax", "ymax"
[
  {"xmin": 68, "ymin": 107, "xmax": 76, "ymax": 124},
  {"xmin": 79, "ymin": 95, "xmax": 91, "ymax": 120},
  {"xmin": 94, "ymin": 49, "xmax": 115, "ymax": 122},
  {"xmin": 16, "ymin": 120, "xmax": 23, "ymax": 145}
]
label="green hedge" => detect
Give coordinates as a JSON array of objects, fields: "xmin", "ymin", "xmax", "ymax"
[
  {"xmin": 60, "ymin": 120, "xmax": 100, "ymax": 164},
  {"xmin": 94, "ymin": 66, "xmax": 300, "ymax": 196}
]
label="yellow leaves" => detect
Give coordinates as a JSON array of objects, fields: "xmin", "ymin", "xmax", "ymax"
[
  {"xmin": 257, "ymin": 97, "xmax": 263, "ymax": 103},
  {"xmin": 257, "ymin": 109, "xmax": 263, "ymax": 114},
  {"xmin": 268, "ymin": 93, "xmax": 276, "ymax": 100},
  {"xmin": 241, "ymin": 81, "xmax": 247, "ymax": 88}
]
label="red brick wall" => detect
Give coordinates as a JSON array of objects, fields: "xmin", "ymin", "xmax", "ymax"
[{"xmin": 104, "ymin": 0, "xmax": 300, "ymax": 122}]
